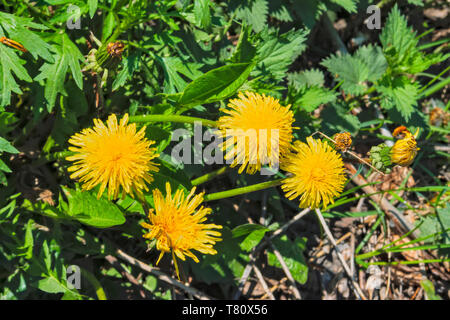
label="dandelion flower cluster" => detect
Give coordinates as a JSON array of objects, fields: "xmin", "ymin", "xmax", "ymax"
[
  {"xmin": 141, "ymin": 182, "xmax": 222, "ymax": 265},
  {"xmin": 281, "ymin": 137, "xmax": 347, "ymax": 209},
  {"xmin": 66, "ymin": 113, "xmax": 159, "ymax": 200},
  {"xmin": 218, "ymin": 91, "xmax": 295, "ymax": 174}
]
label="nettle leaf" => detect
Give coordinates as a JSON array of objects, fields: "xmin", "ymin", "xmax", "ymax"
[
  {"xmin": 376, "ymin": 76, "xmax": 419, "ymax": 121},
  {"xmin": 254, "ymin": 28, "xmax": 308, "ymax": 81},
  {"xmin": 231, "ymin": 0, "xmax": 269, "ymax": 33},
  {"xmin": 322, "ymin": 45, "xmax": 387, "ymax": 96},
  {"xmin": 355, "ymin": 45, "xmax": 388, "ymax": 82},
  {"xmin": 268, "ymin": 1, "xmax": 293, "ymax": 22},
  {"xmin": 294, "ymin": 86, "xmax": 337, "ymax": 112},
  {"xmin": 380, "ymin": 4, "xmax": 417, "ymax": 68},
  {"xmin": 267, "ymin": 235, "xmax": 308, "ymax": 284},
  {"xmin": 292, "ymin": 0, "xmax": 323, "ymax": 29},
  {"xmin": 322, "ymin": 53, "xmax": 369, "ymax": 95},
  {"xmin": 65, "ymin": 189, "xmax": 126, "ymax": 228},
  {"xmin": 179, "ymin": 62, "xmax": 256, "ymax": 107},
  {"xmin": 287, "ymin": 69, "xmax": 325, "ymax": 90}
]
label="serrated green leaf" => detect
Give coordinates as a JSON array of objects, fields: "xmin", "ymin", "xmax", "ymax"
[
  {"xmin": 155, "ymin": 55, "xmax": 203, "ymax": 94},
  {"xmin": 254, "ymin": 28, "xmax": 308, "ymax": 81},
  {"xmin": 0, "ymin": 44, "xmax": 33, "ymax": 108},
  {"xmin": 322, "ymin": 53, "xmax": 369, "ymax": 95},
  {"xmin": 295, "ymin": 86, "xmax": 337, "ymax": 112},
  {"xmin": 229, "ymin": 25, "xmax": 257, "ymax": 64},
  {"xmin": 377, "ymin": 76, "xmax": 419, "ymax": 120},
  {"xmin": 0, "ymin": 11, "xmax": 53, "ymax": 62},
  {"xmin": 287, "ymin": 69, "xmax": 325, "ymax": 90},
  {"xmin": 380, "ymin": 4, "xmax": 417, "ymax": 67},
  {"xmin": 329, "ymin": 0, "xmax": 357, "ymax": 13},
  {"xmin": 355, "ymin": 45, "xmax": 387, "ymax": 82},
  {"xmin": 112, "ymin": 52, "xmax": 141, "ymax": 91},
  {"xmin": 194, "ymin": 0, "xmax": 211, "ymax": 29},
  {"xmin": 232, "ymin": 0, "xmax": 269, "ymax": 33}
]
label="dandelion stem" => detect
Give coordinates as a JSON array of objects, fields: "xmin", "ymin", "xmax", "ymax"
[
  {"xmin": 203, "ymin": 178, "xmax": 284, "ymax": 202},
  {"xmin": 129, "ymin": 114, "xmax": 218, "ymax": 127},
  {"xmin": 191, "ymin": 167, "xmax": 229, "ymax": 186}
]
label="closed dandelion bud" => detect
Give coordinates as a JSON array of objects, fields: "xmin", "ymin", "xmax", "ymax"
[
  {"xmin": 95, "ymin": 41, "xmax": 124, "ymax": 71},
  {"xmin": 369, "ymin": 143, "xmax": 392, "ymax": 174}
]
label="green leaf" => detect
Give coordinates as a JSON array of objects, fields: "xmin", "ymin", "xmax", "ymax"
[
  {"xmin": 329, "ymin": 0, "xmax": 357, "ymax": 13},
  {"xmin": 294, "ymin": 86, "xmax": 337, "ymax": 112},
  {"xmin": 66, "ymin": 189, "xmax": 126, "ymax": 228},
  {"xmin": 232, "ymin": 224, "xmax": 269, "ymax": 238},
  {"xmin": 0, "ymin": 11, "xmax": 53, "ymax": 62},
  {"xmin": 88, "ymin": 0, "xmax": 98, "ymax": 18},
  {"xmin": 321, "ymin": 102, "xmax": 361, "ymax": 135},
  {"xmin": 0, "ymin": 44, "xmax": 33, "ymax": 108},
  {"xmin": 179, "ymin": 62, "xmax": 255, "ymax": 107},
  {"xmin": 322, "ymin": 53, "xmax": 369, "ymax": 95},
  {"xmin": 267, "ymin": 235, "xmax": 308, "ymax": 284},
  {"xmin": 0, "ymin": 136, "xmax": 19, "ymax": 154},
  {"xmin": 229, "ymin": 25, "xmax": 257, "ymax": 64},
  {"xmin": 377, "ymin": 76, "xmax": 419, "ymax": 120},
  {"xmin": 0, "ymin": 159, "xmax": 11, "ymax": 173},
  {"xmin": 287, "ymin": 69, "xmax": 325, "ymax": 90},
  {"xmin": 194, "ymin": 0, "xmax": 211, "ymax": 29},
  {"xmin": 37, "ymin": 277, "xmax": 67, "ymax": 294},
  {"xmin": 155, "ymin": 55, "xmax": 203, "ymax": 94},
  {"xmin": 232, "ymin": 0, "xmax": 269, "ymax": 33},
  {"xmin": 420, "ymin": 279, "xmax": 442, "ymax": 300},
  {"xmin": 355, "ymin": 45, "xmax": 388, "ymax": 82},
  {"xmin": 34, "ymin": 34, "xmax": 84, "ymax": 111},
  {"xmin": 102, "ymin": 11, "xmax": 116, "ymax": 42},
  {"xmin": 292, "ymin": 0, "xmax": 322, "ymax": 29},
  {"xmin": 254, "ymin": 28, "xmax": 308, "ymax": 81},
  {"xmin": 380, "ymin": 4, "xmax": 417, "ymax": 68},
  {"xmin": 112, "ymin": 52, "xmax": 141, "ymax": 91}
]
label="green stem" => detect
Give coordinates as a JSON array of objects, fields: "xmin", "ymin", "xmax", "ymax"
[
  {"xmin": 129, "ymin": 114, "xmax": 218, "ymax": 127},
  {"xmin": 191, "ymin": 167, "xmax": 229, "ymax": 186},
  {"xmin": 364, "ymin": 258, "xmax": 450, "ymax": 266},
  {"xmin": 203, "ymin": 178, "xmax": 284, "ymax": 202},
  {"xmin": 80, "ymin": 267, "xmax": 108, "ymax": 300}
]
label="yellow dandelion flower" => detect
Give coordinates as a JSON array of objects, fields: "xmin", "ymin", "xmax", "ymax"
[
  {"xmin": 217, "ymin": 91, "xmax": 295, "ymax": 174},
  {"xmin": 66, "ymin": 113, "xmax": 159, "ymax": 200},
  {"xmin": 390, "ymin": 127, "xmax": 420, "ymax": 166},
  {"xmin": 281, "ymin": 137, "xmax": 347, "ymax": 209},
  {"xmin": 141, "ymin": 182, "xmax": 222, "ymax": 267}
]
